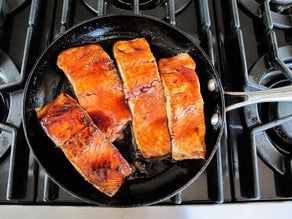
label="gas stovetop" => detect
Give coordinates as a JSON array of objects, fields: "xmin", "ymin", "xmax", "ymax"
[
  {"xmin": 0, "ymin": 0, "xmax": 291, "ymax": 205},
  {"xmin": 222, "ymin": 0, "xmax": 292, "ymax": 201}
]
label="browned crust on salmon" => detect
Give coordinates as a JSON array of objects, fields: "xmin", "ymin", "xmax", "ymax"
[
  {"xmin": 57, "ymin": 44, "xmax": 131, "ymax": 141},
  {"xmin": 36, "ymin": 93, "xmax": 132, "ymax": 197},
  {"xmin": 113, "ymin": 38, "xmax": 171, "ymax": 158},
  {"xmin": 158, "ymin": 53, "xmax": 206, "ymax": 160}
]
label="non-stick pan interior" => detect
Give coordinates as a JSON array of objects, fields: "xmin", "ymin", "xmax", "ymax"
[{"xmin": 23, "ymin": 15, "xmax": 224, "ymax": 206}]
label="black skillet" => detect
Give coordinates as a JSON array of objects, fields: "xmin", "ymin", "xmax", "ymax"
[{"xmin": 23, "ymin": 15, "xmax": 225, "ymax": 206}]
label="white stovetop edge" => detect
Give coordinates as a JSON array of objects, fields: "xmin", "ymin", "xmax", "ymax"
[{"xmin": 0, "ymin": 201, "xmax": 291, "ymax": 219}]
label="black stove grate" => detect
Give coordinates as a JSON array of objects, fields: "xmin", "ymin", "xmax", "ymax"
[
  {"xmin": 218, "ymin": 0, "xmax": 292, "ymax": 201},
  {"xmin": 82, "ymin": 0, "xmax": 191, "ymax": 20},
  {"xmin": 238, "ymin": 0, "xmax": 292, "ymax": 29}
]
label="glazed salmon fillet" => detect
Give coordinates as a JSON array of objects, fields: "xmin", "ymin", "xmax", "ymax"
[
  {"xmin": 113, "ymin": 38, "xmax": 171, "ymax": 158},
  {"xmin": 158, "ymin": 53, "xmax": 206, "ymax": 160},
  {"xmin": 36, "ymin": 93, "xmax": 132, "ymax": 197},
  {"xmin": 57, "ymin": 44, "xmax": 131, "ymax": 141}
]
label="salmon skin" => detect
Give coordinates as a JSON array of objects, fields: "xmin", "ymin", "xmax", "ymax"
[
  {"xmin": 158, "ymin": 53, "xmax": 206, "ymax": 160},
  {"xmin": 113, "ymin": 38, "xmax": 171, "ymax": 159},
  {"xmin": 36, "ymin": 93, "xmax": 132, "ymax": 197},
  {"xmin": 57, "ymin": 44, "xmax": 131, "ymax": 141}
]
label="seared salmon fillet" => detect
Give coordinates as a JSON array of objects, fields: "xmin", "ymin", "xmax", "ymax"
[
  {"xmin": 36, "ymin": 93, "xmax": 132, "ymax": 197},
  {"xmin": 158, "ymin": 53, "xmax": 206, "ymax": 160},
  {"xmin": 113, "ymin": 38, "xmax": 171, "ymax": 159},
  {"xmin": 57, "ymin": 44, "xmax": 131, "ymax": 141}
]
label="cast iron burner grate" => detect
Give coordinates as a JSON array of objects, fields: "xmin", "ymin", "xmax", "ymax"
[
  {"xmin": 261, "ymin": 78, "xmax": 292, "ymax": 147},
  {"xmin": 245, "ymin": 46, "xmax": 292, "ymax": 175},
  {"xmin": 82, "ymin": 0, "xmax": 191, "ymax": 18},
  {"xmin": 238, "ymin": 0, "xmax": 292, "ymax": 29}
]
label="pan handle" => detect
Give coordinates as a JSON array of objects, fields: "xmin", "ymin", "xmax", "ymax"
[{"xmin": 224, "ymin": 85, "xmax": 292, "ymax": 112}]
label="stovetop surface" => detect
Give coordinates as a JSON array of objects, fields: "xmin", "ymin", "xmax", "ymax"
[{"xmin": 0, "ymin": 0, "xmax": 291, "ymax": 206}]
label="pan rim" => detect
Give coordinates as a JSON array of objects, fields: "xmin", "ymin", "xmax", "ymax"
[{"xmin": 22, "ymin": 14, "xmax": 225, "ymax": 207}]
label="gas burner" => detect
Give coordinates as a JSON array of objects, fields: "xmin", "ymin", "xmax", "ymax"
[
  {"xmin": 244, "ymin": 47, "xmax": 292, "ymax": 175},
  {"xmin": 0, "ymin": 49, "xmax": 22, "ymax": 159},
  {"xmin": 259, "ymin": 76, "xmax": 292, "ymax": 152},
  {"xmin": 0, "ymin": 90, "xmax": 22, "ymax": 159},
  {"xmin": 108, "ymin": 0, "xmax": 163, "ymax": 10},
  {"xmin": 238, "ymin": 0, "xmax": 292, "ymax": 29},
  {"xmin": 82, "ymin": 0, "xmax": 191, "ymax": 18}
]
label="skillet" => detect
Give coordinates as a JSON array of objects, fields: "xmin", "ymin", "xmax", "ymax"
[{"xmin": 23, "ymin": 14, "xmax": 225, "ymax": 206}]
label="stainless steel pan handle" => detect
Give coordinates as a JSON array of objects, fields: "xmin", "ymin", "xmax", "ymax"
[{"xmin": 224, "ymin": 85, "xmax": 292, "ymax": 112}]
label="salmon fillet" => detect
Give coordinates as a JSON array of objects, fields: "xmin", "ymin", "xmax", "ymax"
[
  {"xmin": 113, "ymin": 38, "xmax": 171, "ymax": 159},
  {"xmin": 158, "ymin": 53, "xmax": 206, "ymax": 160},
  {"xmin": 36, "ymin": 93, "xmax": 132, "ymax": 197},
  {"xmin": 57, "ymin": 44, "xmax": 131, "ymax": 141}
]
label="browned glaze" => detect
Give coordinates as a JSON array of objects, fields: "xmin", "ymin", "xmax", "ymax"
[
  {"xmin": 57, "ymin": 44, "xmax": 131, "ymax": 141},
  {"xmin": 113, "ymin": 38, "xmax": 171, "ymax": 159},
  {"xmin": 158, "ymin": 53, "xmax": 206, "ymax": 160},
  {"xmin": 36, "ymin": 93, "xmax": 132, "ymax": 197}
]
